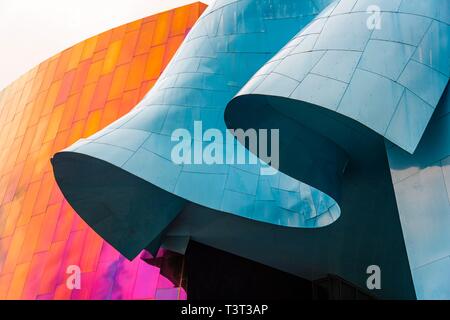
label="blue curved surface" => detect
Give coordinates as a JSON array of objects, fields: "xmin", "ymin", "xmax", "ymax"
[
  {"xmin": 232, "ymin": 0, "xmax": 449, "ymax": 153},
  {"xmin": 225, "ymin": 0, "xmax": 449, "ymax": 300},
  {"xmin": 55, "ymin": 0, "xmax": 339, "ymax": 230}
]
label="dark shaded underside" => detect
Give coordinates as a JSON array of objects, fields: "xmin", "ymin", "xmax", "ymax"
[{"xmin": 52, "ymin": 152, "xmax": 186, "ymax": 260}]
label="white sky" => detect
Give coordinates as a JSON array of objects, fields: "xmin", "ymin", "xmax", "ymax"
[{"xmin": 0, "ymin": 0, "xmax": 211, "ymax": 90}]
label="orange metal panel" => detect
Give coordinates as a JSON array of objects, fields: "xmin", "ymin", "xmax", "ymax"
[
  {"xmin": 100, "ymin": 99, "xmax": 121, "ymax": 128},
  {"xmin": 85, "ymin": 60, "xmax": 103, "ymax": 85},
  {"xmin": 41, "ymin": 80, "xmax": 62, "ymax": 116},
  {"xmin": 2, "ymin": 225, "xmax": 27, "ymax": 274},
  {"xmin": 27, "ymin": 90, "xmax": 47, "ymax": 127},
  {"xmin": 34, "ymin": 203, "xmax": 61, "ymax": 253},
  {"xmin": 91, "ymin": 49, "xmax": 107, "ymax": 62},
  {"xmin": 90, "ymin": 73, "xmax": 114, "ymax": 111},
  {"xmin": 94, "ymin": 30, "xmax": 112, "ymax": 53},
  {"xmin": 171, "ymin": 6, "xmax": 190, "ymax": 36},
  {"xmin": 0, "ymin": 197, "xmax": 23, "ymax": 239},
  {"xmin": 67, "ymin": 42, "xmax": 86, "ymax": 72},
  {"xmin": 66, "ymin": 120, "xmax": 85, "ymax": 145},
  {"xmin": 135, "ymin": 21, "xmax": 156, "ymax": 55},
  {"xmin": 55, "ymin": 70, "xmax": 76, "ymax": 106},
  {"xmin": 144, "ymin": 45, "xmax": 165, "ymax": 81},
  {"xmin": 32, "ymin": 172, "xmax": 54, "ymax": 214},
  {"xmin": 164, "ymin": 34, "xmax": 185, "ymax": 67},
  {"xmin": 52, "ymin": 202, "xmax": 75, "ymax": 243},
  {"xmin": 124, "ymin": 54, "xmax": 148, "ymax": 91},
  {"xmin": 16, "ymin": 180, "xmax": 41, "ymax": 227},
  {"xmin": 80, "ymin": 36, "xmax": 98, "ymax": 61},
  {"xmin": 74, "ymin": 83, "xmax": 96, "ymax": 121},
  {"xmin": 58, "ymin": 93, "xmax": 80, "ymax": 131},
  {"xmin": 117, "ymin": 30, "xmax": 140, "ymax": 65},
  {"xmin": 0, "ymin": 236, "xmax": 12, "ymax": 272},
  {"xmin": 152, "ymin": 11, "xmax": 172, "ymax": 46},
  {"xmin": 70, "ymin": 60, "xmax": 91, "ymax": 95},
  {"xmin": 39, "ymin": 58, "xmax": 58, "ymax": 92},
  {"xmin": 102, "ymin": 40, "xmax": 122, "ymax": 75},
  {"xmin": 83, "ymin": 109, "xmax": 103, "ymax": 137},
  {"xmin": 126, "ymin": 19, "xmax": 143, "ymax": 32},
  {"xmin": 111, "ymin": 25, "xmax": 128, "ymax": 42},
  {"xmin": 118, "ymin": 89, "xmax": 140, "ymax": 118},
  {"xmin": 108, "ymin": 64, "xmax": 130, "ymax": 100},
  {"xmin": 17, "ymin": 214, "xmax": 45, "ymax": 264},
  {"xmin": 54, "ymin": 49, "xmax": 73, "ymax": 81},
  {"xmin": 22, "ymin": 252, "xmax": 48, "ymax": 299},
  {"xmin": 2, "ymin": 162, "xmax": 24, "ymax": 204},
  {"xmin": 29, "ymin": 114, "xmax": 51, "ymax": 153},
  {"xmin": 37, "ymin": 241, "xmax": 66, "ymax": 295},
  {"xmin": 79, "ymin": 230, "xmax": 103, "ymax": 273},
  {"xmin": 6, "ymin": 262, "xmax": 30, "ymax": 299},
  {"xmin": 0, "ymin": 274, "xmax": 13, "ymax": 299},
  {"xmin": 43, "ymin": 105, "xmax": 65, "ymax": 143}
]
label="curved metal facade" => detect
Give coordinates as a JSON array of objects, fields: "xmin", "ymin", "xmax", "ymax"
[{"xmin": 49, "ymin": 0, "xmax": 448, "ymax": 299}]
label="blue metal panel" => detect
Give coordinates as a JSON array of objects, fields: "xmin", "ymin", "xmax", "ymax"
[{"xmin": 386, "ymin": 86, "xmax": 450, "ymax": 299}]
